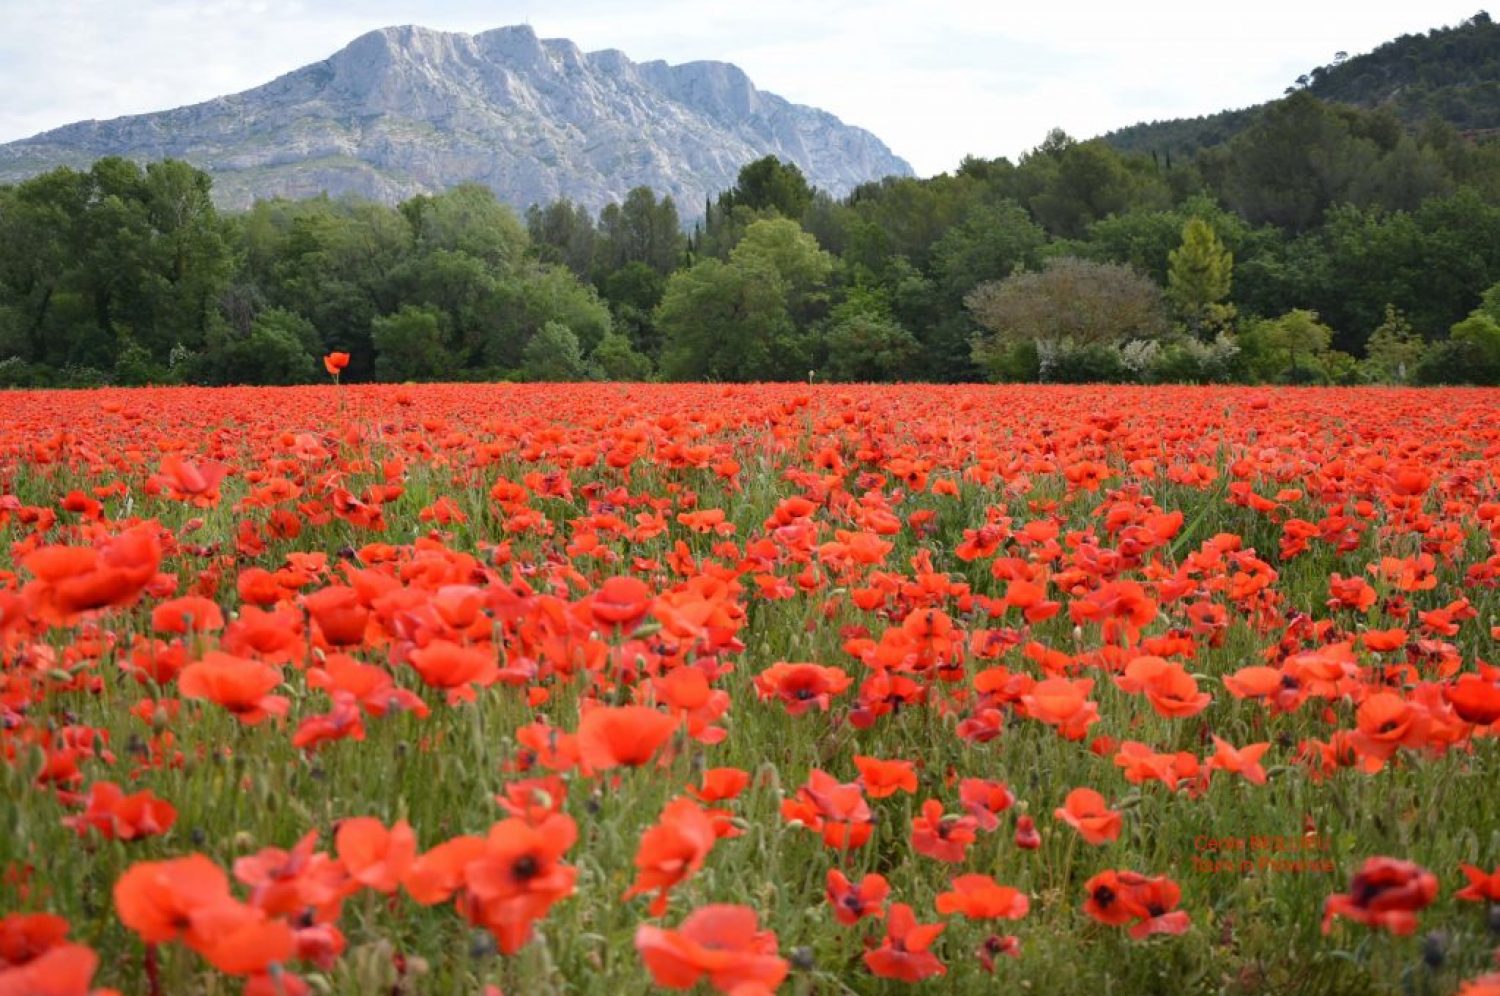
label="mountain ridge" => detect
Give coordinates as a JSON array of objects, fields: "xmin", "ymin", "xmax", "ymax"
[
  {"xmin": 0, "ymin": 24, "xmax": 913, "ymax": 215},
  {"xmin": 1102, "ymin": 12, "xmax": 1500, "ymax": 156}
]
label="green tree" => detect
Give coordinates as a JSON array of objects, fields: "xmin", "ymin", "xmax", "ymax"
[
  {"xmin": 372, "ymin": 305, "xmax": 452, "ymax": 381},
  {"xmin": 521, "ymin": 320, "xmax": 590, "ymax": 381},
  {"xmin": 482, "ymin": 266, "xmax": 613, "ymax": 370},
  {"xmin": 1166, "ymin": 217, "xmax": 1233, "ymax": 332},
  {"xmin": 596, "ymin": 187, "xmax": 683, "ymax": 275},
  {"xmin": 589, "ymin": 330, "xmax": 653, "ymax": 380},
  {"xmin": 1240, "ymin": 308, "xmax": 1335, "ymax": 381},
  {"xmin": 822, "ymin": 310, "xmax": 921, "ymax": 382},
  {"xmin": 967, "ymin": 257, "xmax": 1170, "ymax": 379},
  {"xmin": 400, "ymin": 183, "xmax": 528, "ymax": 271},
  {"xmin": 526, "ymin": 199, "xmax": 596, "ymax": 279},
  {"xmin": 718, "ymin": 156, "xmax": 814, "ymax": 220},
  {"xmin": 656, "ymin": 256, "xmax": 800, "ymax": 381},
  {"xmin": 1219, "ymin": 92, "xmax": 1379, "ymax": 232},
  {"xmin": 1361, "ymin": 305, "xmax": 1427, "ymax": 382},
  {"xmin": 1417, "ymin": 310, "xmax": 1500, "ymax": 384},
  {"xmin": 728, "ymin": 217, "xmax": 834, "ymax": 324},
  {"xmin": 598, "ymin": 261, "xmax": 667, "ymax": 356}
]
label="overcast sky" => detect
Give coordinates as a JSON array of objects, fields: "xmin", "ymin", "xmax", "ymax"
[{"xmin": 0, "ymin": 0, "xmax": 1484, "ymax": 176}]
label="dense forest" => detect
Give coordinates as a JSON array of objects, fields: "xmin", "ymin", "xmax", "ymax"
[{"xmin": 5, "ymin": 13, "xmax": 1500, "ymax": 386}]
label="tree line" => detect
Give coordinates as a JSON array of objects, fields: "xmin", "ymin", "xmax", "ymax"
[{"xmin": 4, "ymin": 88, "xmax": 1500, "ymax": 386}]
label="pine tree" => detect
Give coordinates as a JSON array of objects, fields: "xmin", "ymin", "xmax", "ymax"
[{"xmin": 1167, "ymin": 218, "xmax": 1233, "ymax": 336}]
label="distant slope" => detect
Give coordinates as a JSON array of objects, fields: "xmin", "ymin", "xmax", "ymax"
[
  {"xmin": 0, "ymin": 24, "xmax": 913, "ymax": 215},
  {"xmin": 1104, "ymin": 12, "xmax": 1500, "ymax": 156}
]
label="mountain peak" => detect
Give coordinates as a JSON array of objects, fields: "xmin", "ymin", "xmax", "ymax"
[{"xmin": 0, "ymin": 25, "xmax": 913, "ymax": 214}]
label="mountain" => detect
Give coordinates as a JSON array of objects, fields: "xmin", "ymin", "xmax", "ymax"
[
  {"xmin": 1103, "ymin": 12, "xmax": 1500, "ymax": 156},
  {"xmin": 0, "ymin": 24, "xmax": 913, "ymax": 215}
]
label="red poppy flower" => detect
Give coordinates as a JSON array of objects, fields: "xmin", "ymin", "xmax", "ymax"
[
  {"xmin": 935, "ymin": 874, "xmax": 1029, "ymax": 920},
  {"xmin": 0, "ymin": 912, "xmax": 70, "ymax": 967},
  {"xmin": 864, "ymin": 903, "xmax": 946, "ymax": 981},
  {"xmin": 623, "ymin": 797, "xmax": 718, "ymax": 915},
  {"xmin": 301, "ymin": 586, "xmax": 370, "ymax": 648},
  {"xmin": 1456, "ymin": 864, "xmax": 1500, "ymax": 903},
  {"xmin": 911, "ymin": 799, "xmax": 977, "ymax": 863},
  {"xmin": 335, "ymin": 817, "xmax": 417, "ymax": 894},
  {"xmin": 1207, "ymin": 737, "xmax": 1271, "ymax": 786},
  {"xmin": 178, "ymin": 652, "xmax": 288, "ymax": 725},
  {"xmin": 753, "ymin": 662, "xmax": 851, "ymax": 715},
  {"xmin": 589, "ymin": 576, "xmax": 654, "ymax": 633},
  {"xmin": 959, "ymin": 778, "xmax": 1014, "ymax": 831},
  {"xmin": 407, "ymin": 640, "xmax": 499, "ymax": 704},
  {"xmin": 780, "ymin": 769, "xmax": 874, "ymax": 850},
  {"xmin": 114, "ymin": 854, "xmax": 235, "ymax": 945},
  {"xmin": 323, "ymin": 352, "xmax": 350, "ymax": 376},
  {"xmin": 853, "ymin": 755, "xmax": 918, "ymax": 798},
  {"xmin": 1446, "ymin": 668, "xmax": 1500, "ymax": 726},
  {"xmin": 826, "ymin": 869, "xmax": 889, "ymax": 925},
  {"xmin": 462, "ymin": 813, "xmax": 579, "ymax": 954},
  {"xmin": 635, "ymin": 904, "xmax": 789, "ymax": 993},
  {"xmin": 64, "ymin": 781, "xmax": 176, "ymax": 841},
  {"xmin": 1054, "ymin": 787, "xmax": 1122, "ymax": 845},
  {"xmin": 1322, "ymin": 857, "xmax": 1438, "ymax": 935},
  {"xmin": 576, "ymin": 704, "xmax": 678, "ymax": 771}
]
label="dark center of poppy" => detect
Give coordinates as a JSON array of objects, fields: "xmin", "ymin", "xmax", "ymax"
[
  {"xmin": 794, "ymin": 687, "xmax": 816, "ymax": 700},
  {"xmin": 512, "ymin": 854, "xmax": 540, "ymax": 881},
  {"xmin": 1093, "ymin": 886, "xmax": 1116, "ymax": 906},
  {"xmin": 1147, "ymin": 902, "xmax": 1166, "ymax": 917},
  {"xmin": 1378, "ymin": 719, "xmax": 1401, "ymax": 734}
]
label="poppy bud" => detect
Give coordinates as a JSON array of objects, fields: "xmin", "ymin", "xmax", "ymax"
[
  {"xmin": 469, "ymin": 931, "xmax": 497, "ymax": 960},
  {"xmin": 1421, "ymin": 931, "xmax": 1446, "ymax": 968},
  {"xmin": 790, "ymin": 947, "xmax": 815, "ymax": 970},
  {"xmin": 1488, "ymin": 904, "xmax": 1500, "ymax": 935},
  {"xmin": 1014, "ymin": 815, "xmax": 1041, "ymax": 850}
]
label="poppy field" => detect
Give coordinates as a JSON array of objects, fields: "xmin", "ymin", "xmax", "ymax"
[{"xmin": 1, "ymin": 382, "xmax": 1499, "ymax": 996}]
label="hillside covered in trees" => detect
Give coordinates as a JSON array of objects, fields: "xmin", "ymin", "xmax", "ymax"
[
  {"xmin": 5, "ymin": 11, "xmax": 1500, "ymax": 387},
  {"xmin": 1106, "ymin": 11, "xmax": 1500, "ymax": 156}
]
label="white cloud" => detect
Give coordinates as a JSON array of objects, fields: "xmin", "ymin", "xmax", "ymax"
[{"xmin": 0, "ymin": 0, "xmax": 1484, "ymax": 176}]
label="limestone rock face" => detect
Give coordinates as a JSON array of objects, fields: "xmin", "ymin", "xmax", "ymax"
[{"xmin": 0, "ymin": 25, "xmax": 913, "ymax": 215}]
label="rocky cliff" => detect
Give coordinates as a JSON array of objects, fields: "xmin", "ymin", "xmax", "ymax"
[{"xmin": 0, "ymin": 24, "xmax": 913, "ymax": 215}]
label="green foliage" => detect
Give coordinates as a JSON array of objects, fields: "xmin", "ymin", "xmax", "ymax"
[
  {"xmin": 729, "ymin": 217, "xmax": 834, "ymax": 323},
  {"xmin": 1140, "ymin": 334, "xmax": 1244, "ymax": 383},
  {"xmin": 657, "ymin": 257, "xmax": 802, "ymax": 381},
  {"xmin": 400, "ymin": 183, "xmax": 528, "ymax": 270},
  {"xmin": 1166, "ymin": 217, "xmax": 1233, "ymax": 326},
  {"xmin": 484, "ymin": 266, "xmax": 613, "ymax": 369},
  {"xmin": 525, "ymin": 198, "xmax": 596, "ymax": 279},
  {"xmin": 0, "ymin": 157, "xmax": 233, "ymax": 373},
  {"xmin": 1361, "ymin": 305, "xmax": 1428, "ymax": 383},
  {"xmin": 1039, "ymin": 340, "xmax": 1129, "ymax": 382},
  {"xmin": 1238, "ymin": 309, "xmax": 1337, "ymax": 382},
  {"xmin": 588, "ymin": 330, "xmax": 654, "ymax": 381},
  {"xmin": 821, "ymin": 311, "xmax": 921, "ymax": 382},
  {"xmin": 521, "ymin": 321, "xmax": 590, "ymax": 381},
  {"xmin": 598, "ymin": 261, "xmax": 667, "ymax": 356},
  {"xmin": 1445, "ymin": 308, "xmax": 1500, "ymax": 382},
  {"xmin": 716, "ymin": 156, "xmax": 814, "ymax": 220},
  {"xmin": 596, "ymin": 187, "xmax": 684, "ymax": 276},
  {"xmin": 1018, "ymin": 133, "xmax": 1170, "ymax": 238},
  {"xmin": 372, "ymin": 305, "xmax": 452, "ymax": 381}
]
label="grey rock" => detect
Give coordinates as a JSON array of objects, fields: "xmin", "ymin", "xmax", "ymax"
[{"xmin": 0, "ymin": 24, "xmax": 913, "ymax": 216}]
